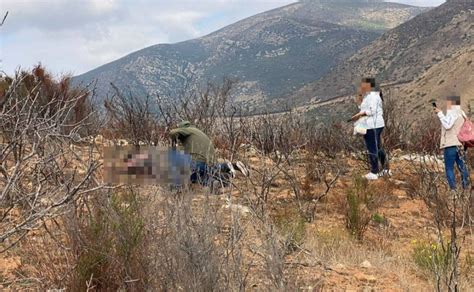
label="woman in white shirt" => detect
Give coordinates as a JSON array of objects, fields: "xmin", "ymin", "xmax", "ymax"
[{"xmin": 351, "ymin": 78, "xmax": 388, "ymax": 180}]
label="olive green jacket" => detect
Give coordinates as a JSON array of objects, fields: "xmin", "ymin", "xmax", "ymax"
[{"xmin": 169, "ymin": 124, "xmax": 216, "ymax": 164}]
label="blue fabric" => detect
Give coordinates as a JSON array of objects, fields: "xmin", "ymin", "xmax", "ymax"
[
  {"xmin": 443, "ymin": 146, "xmax": 469, "ymax": 190},
  {"xmin": 363, "ymin": 127, "xmax": 387, "ymax": 174},
  {"xmin": 168, "ymin": 150, "xmax": 192, "ymax": 186}
]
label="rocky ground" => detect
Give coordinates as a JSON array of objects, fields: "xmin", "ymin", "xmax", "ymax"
[{"xmin": 1, "ymin": 145, "xmax": 473, "ymax": 290}]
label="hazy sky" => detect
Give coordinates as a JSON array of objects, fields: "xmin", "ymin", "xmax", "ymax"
[{"xmin": 1, "ymin": 0, "xmax": 446, "ymax": 76}]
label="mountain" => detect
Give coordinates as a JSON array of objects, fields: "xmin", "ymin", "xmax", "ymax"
[
  {"xmin": 289, "ymin": 0, "xmax": 473, "ymax": 108},
  {"xmin": 73, "ymin": 0, "xmax": 427, "ymax": 106}
]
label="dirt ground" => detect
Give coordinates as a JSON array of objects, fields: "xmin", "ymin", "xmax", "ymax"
[{"xmin": 1, "ymin": 148, "xmax": 473, "ymax": 291}]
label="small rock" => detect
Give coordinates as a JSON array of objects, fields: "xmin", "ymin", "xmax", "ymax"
[
  {"xmin": 360, "ymin": 260, "xmax": 373, "ymax": 269},
  {"xmin": 354, "ymin": 272, "xmax": 377, "ymax": 283},
  {"xmin": 334, "ymin": 263, "xmax": 346, "ymax": 270},
  {"xmin": 224, "ymin": 203, "xmax": 251, "ymax": 215}
]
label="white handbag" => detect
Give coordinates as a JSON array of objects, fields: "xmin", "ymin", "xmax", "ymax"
[{"xmin": 353, "ymin": 117, "xmax": 368, "ymax": 135}]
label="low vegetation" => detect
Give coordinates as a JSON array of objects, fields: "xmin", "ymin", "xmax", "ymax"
[{"xmin": 0, "ymin": 66, "xmax": 473, "ymax": 291}]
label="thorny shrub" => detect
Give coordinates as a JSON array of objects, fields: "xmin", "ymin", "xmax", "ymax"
[
  {"xmin": 104, "ymin": 86, "xmax": 163, "ymax": 146},
  {"xmin": 0, "ymin": 67, "xmax": 101, "ymax": 249}
]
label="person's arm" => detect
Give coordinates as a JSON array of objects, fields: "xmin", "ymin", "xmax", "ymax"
[
  {"xmin": 169, "ymin": 128, "xmax": 191, "ymax": 139},
  {"xmin": 351, "ymin": 111, "xmax": 366, "ymax": 121},
  {"xmin": 351, "ymin": 94, "xmax": 375, "ymax": 121},
  {"xmin": 436, "ymin": 110, "xmax": 456, "ymax": 130},
  {"xmin": 169, "ymin": 128, "xmax": 192, "ymax": 147}
]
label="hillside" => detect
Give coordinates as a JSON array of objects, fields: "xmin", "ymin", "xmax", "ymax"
[
  {"xmin": 289, "ymin": 0, "xmax": 473, "ymax": 107},
  {"xmin": 2, "ymin": 65, "xmax": 474, "ymax": 291},
  {"xmin": 72, "ymin": 0, "xmax": 426, "ymax": 106}
]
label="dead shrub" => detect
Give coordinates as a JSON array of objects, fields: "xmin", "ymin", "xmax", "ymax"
[
  {"xmin": 307, "ymin": 122, "xmax": 363, "ymax": 158},
  {"xmin": 0, "ymin": 67, "xmax": 101, "ymax": 248},
  {"xmin": 157, "ymin": 78, "xmax": 237, "ymax": 138},
  {"xmin": 104, "ymin": 86, "xmax": 163, "ymax": 145},
  {"xmin": 290, "ymin": 154, "xmax": 342, "ymax": 222},
  {"xmin": 239, "ymin": 112, "xmax": 307, "ymax": 159},
  {"xmin": 405, "ymin": 155, "xmax": 473, "ymax": 291},
  {"xmin": 408, "ymin": 115, "xmax": 441, "ymax": 154},
  {"xmin": 145, "ymin": 189, "xmax": 256, "ymax": 291}
]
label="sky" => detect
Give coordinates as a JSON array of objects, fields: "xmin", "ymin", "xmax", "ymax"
[{"xmin": 1, "ymin": 0, "xmax": 446, "ymax": 77}]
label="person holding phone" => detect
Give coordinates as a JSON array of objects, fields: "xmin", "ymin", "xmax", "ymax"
[
  {"xmin": 434, "ymin": 95, "xmax": 469, "ymax": 191},
  {"xmin": 351, "ymin": 78, "xmax": 389, "ymax": 180}
]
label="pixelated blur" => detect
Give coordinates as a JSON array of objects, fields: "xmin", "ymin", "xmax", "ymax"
[{"xmin": 104, "ymin": 146, "xmax": 192, "ymax": 186}]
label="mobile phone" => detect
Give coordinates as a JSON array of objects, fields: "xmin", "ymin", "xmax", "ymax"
[{"xmin": 432, "ymin": 102, "xmax": 437, "ymax": 108}]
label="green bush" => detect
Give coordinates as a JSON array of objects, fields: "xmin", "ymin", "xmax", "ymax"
[
  {"xmin": 371, "ymin": 213, "xmax": 387, "ymax": 225},
  {"xmin": 70, "ymin": 187, "xmax": 147, "ymax": 290},
  {"xmin": 273, "ymin": 208, "xmax": 306, "ymax": 254},
  {"xmin": 412, "ymin": 240, "xmax": 452, "ymax": 277},
  {"xmin": 345, "ymin": 175, "xmax": 376, "ymax": 240}
]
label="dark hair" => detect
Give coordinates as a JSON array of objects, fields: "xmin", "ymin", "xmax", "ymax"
[
  {"xmin": 362, "ymin": 77, "xmax": 376, "ymax": 88},
  {"xmin": 446, "ymin": 95, "xmax": 461, "ymax": 105},
  {"xmin": 379, "ymin": 90, "xmax": 384, "ymax": 102}
]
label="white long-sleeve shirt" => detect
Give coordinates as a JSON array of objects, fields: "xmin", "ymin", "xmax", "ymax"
[
  {"xmin": 437, "ymin": 105, "xmax": 463, "ymax": 130},
  {"xmin": 437, "ymin": 105, "xmax": 465, "ymax": 149},
  {"xmin": 359, "ymin": 91, "xmax": 385, "ymax": 129}
]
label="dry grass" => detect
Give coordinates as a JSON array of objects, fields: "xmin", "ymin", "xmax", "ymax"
[{"xmin": 1, "ymin": 67, "xmax": 474, "ymax": 291}]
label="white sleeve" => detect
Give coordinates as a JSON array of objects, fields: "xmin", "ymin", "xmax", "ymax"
[{"xmin": 437, "ymin": 111, "xmax": 456, "ymax": 130}]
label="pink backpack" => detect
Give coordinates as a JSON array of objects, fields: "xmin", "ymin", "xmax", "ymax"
[{"xmin": 457, "ymin": 112, "xmax": 474, "ymax": 147}]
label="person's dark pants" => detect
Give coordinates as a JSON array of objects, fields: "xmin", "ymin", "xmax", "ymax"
[
  {"xmin": 190, "ymin": 161, "xmax": 232, "ymax": 187},
  {"xmin": 443, "ymin": 146, "xmax": 469, "ymax": 190},
  {"xmin": 191, "ymin": 161, "xmax": 209, "ymax": 185},
  {"xmin": 363, "ymin": 127, "xmax": 387, "ymax": 174}
]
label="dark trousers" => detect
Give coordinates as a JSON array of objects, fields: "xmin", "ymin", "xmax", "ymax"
[
  {"xmin": 191, "ymin": 162, "xmax": 232, "ymax": 187},
  {"xmin": 443, "ymin": 146, "xmax": 469, "ymax": 190},
  {"xmin": 191, "ymin": 161, "xmax": 209, "ymax": 185},
  {"xmin": 363, "ymin": 127, "xmax": 387, "ymax": 174}
]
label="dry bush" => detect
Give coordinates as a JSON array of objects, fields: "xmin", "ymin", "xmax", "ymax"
[
  {"xmin": 0, "ymin": 67, "xmax": 102, "ymax": 250},
  {"xmin": 382, "ymin": 88, "xmax": 440, "ymax": 154},
  {"xmin": 405, "ymin": 156, "xmax": 473, "ymax": 291},
  {"xmin": 382, "ymin": 89, "xmax": 411, "ymax": 151},
  {"xmin": 14, "ymin": 187, "xmax": 148, "ymax": 290},
  {"xmin": 13, "ymin": 219, "xmax": 75, "ymax": 288},
  {"xmin": 142, "ymin": 186, "xmax": 274, "ymax": 291},
  {"xmin": 258, "ymin": 224, "xmax": 288, "ymax": 290},
  {"xmin": 407, "ymin": 115, "xmax": 442, "ymax": 154},
  {"xmin": 157, "ymin": 78, "xmax": 237, "ymax": 136},
  {"xmin": 234, "ymin": 112, "xmax": 348, "ymax": 222},
  {"xmin": 147, "ymin": 192, "xmax": 222, "ymax": 290},
  {"xmin": 286, "ymin": 154, "xmax": 343, "ymax": 223},
  {"xmin": 104, "ymin": 85, "xmax": 163, "ymax": 145},
  {"xmin": 239, "ymin": 112, "xmax": 308, "ymax": 159},
  {"xmin": 308, "ymin": 122, "xmax": 363, "ymax": 158}
]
